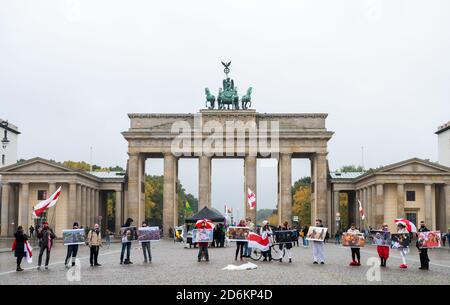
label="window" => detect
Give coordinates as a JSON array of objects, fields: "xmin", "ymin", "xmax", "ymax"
[
  {"xmin": 37, "ymin": 190, "xmax": 48, "ymax": 200},
  {"xmin": 406, "ymin": 212, "xmax": 417, "ymax": 228},
  {"xmin": 406, "ymin": 191, "xmax": 415, "ymax": 202}
]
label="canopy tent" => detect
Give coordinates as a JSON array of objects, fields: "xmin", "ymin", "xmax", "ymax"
[{"xmin": 185, "ymin": 206, "xmax": 226, "ymax": 223}]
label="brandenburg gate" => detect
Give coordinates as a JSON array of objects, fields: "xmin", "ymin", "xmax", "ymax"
[{"xmin": 122, "ymin": 63, "xmax": 334, "ymax": 236}]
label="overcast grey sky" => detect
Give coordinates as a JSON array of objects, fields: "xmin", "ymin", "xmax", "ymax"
[{"xmin": 1, "ymin": 0, "xmax": 449, "ymax": 215}]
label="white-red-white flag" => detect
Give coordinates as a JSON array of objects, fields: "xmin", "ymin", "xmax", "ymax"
[
  {"xmin": 358, "ymin": 199, "xmax": 365, "ymax": 220},
  {"xmin": 247, "ymin": 232, "xmax": 269, "ymax": 251},
  {"xmin": 247, "ymin": 188, "xmax": 256, "ymax": 210},
  {"xmin": 25, "ymin": 241, "xmax": 33, "ymax": 264},
  {"xmin": 32, "ymin": 186, "xmax": 62, "ymax": 218}
]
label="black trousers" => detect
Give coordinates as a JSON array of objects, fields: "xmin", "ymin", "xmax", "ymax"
[
  {"xmin": 90, "ymin": 246, "xmax": 99, "ymax": 265},
  {"xmin": 16, "ymin": 253, "xmax": 24, "ymax": 268},
  {"xmin": 262, "ymin": 247, "xmax": 272, "ymax": 260},
  {"xmin": 38, "ymin": 246, "xmax": 51, "ymax": 266},
  {"xmin": 198, "ymin": 246, "xmax": 209, "ymax": 260},
  {"xmin": 235, "ymin": 242, "xmax": 245, "ymax": 259},
  {"xmin": 120, "ymin": 242, "xmax": 131, "ymax": 262},
  {"xmin": 65, "ymin": 245, "xmax": 79, "ymax": 265},
  {"xmin": 351, "ymin": 248, "xmax": 360, "ymax": 262},
  {"xmin": 419, "ymin": 249, "xmax": 429, "ymax": 269}
]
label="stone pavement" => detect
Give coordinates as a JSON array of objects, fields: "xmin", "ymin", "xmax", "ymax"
[{"xmin": 0, "ymin": 240, "xmax": 449, "ymax": 285}]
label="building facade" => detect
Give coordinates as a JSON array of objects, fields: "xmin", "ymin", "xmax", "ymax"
[
  {"xmin": 0, "ymin": 158, "xmax": 124, "ymax": 237},
  {"xmin": 436, "ymin": 121, "xmax": 450, "ymax": 167},
  {"xmin": 0, "ymin": 119, "xmax": 19, "ymax": 167},
  {"xmin": 330, "ymin": 158, "xmax": 450, "ymax": 233}
]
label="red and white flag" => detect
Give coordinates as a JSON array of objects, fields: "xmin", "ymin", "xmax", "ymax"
[
  {"xmin": 32, "ymin": 186, "xmax": 62, "ymax": 218},
  {"xmin": 247, "ymin": 188, "xmax": 256, "ymax": 210},
  {"xmin": 24, "ymin": 241, "xmax": 33, "ymax": 264},
  {"xmin": 358, "ymin": 199, "xmax": 365, "ymax": 221},
  {"xmin": 247, "ymin": 232, "xmax": 269, "ymax": 251}
]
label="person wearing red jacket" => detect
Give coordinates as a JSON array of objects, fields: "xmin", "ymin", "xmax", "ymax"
[{"xmin": 197, "ymin": 221, "xmax": 210, "ymax": 262}]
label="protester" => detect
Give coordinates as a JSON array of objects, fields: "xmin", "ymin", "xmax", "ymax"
[
  {"xmin": 235, "ymin": 219, "xmax": 246, "ymax": 261},
  {"xmin": 140, "ymin": 222, "xmax": 152, "ymax": 263},
  {"xmin": 29, "ymin": 225, "xmax": 35, "ymax": 238},
  {"xmin": 197, "ymin": 220, "xmax": 209, "ymax": 262},
  {"xmin": 347, "ymin": 223, "xmax": 361, "ymax": 266},
  {"xmin": 13, "ymin": 226, "xmax": 28, "ymax": 272},
  {"xmin": 217, "ymin": 223, "xmax": 226, "ymax": 248},
  {"xmin": 261, "ymin": 220, "xmax": 273, "ymax": 262},
  {"xmin": 442, "ymin": 232, "xmax": 446, "ymax": 247},
  {"xmin": 302, "ymin": 226, "xmax": 309, "ymax": 247},
  {"xmin": 65, "ymin": 222, "xmax": 80, "ymax": 268},
  {"xmin": 397, "ymin": 223, "xmax": 409, "ymax": 269},
  {"xmin": 120, "ymin": 218, "xmax": 134, "ymax": 265},
  {"xmin": 87, "ymin": 223, "xmax": 102, "ymax": 267},
  {"xmin": 245, "ymin": 217, "xmax": 255, "ymax": 257},
  {"xmin": 377, "ymin": 223, "xmax": 390, "ymax": 267},
  {"xmin": 335, "ymin": 230, "xmax": 341, "ymax": 245},
  {"xmin": 280, "ymin": 221, "xmax": 293, "ymax": 263},
  {"xmin": 416, "ymin": 221, "xmax": 430, "ymax": 270},
  {"xmin": 312, "ymin": 219, "xmax": 325, "ymax": 265},
  {"xmin": 37, "ymin": 221, "xmax": 56, "ymax": 270},
  {"xmin": 294, "ymin": 226, "xmax": 300, "ymax": 247}
]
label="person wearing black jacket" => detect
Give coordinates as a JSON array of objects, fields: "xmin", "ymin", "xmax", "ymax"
[
  {"xmin": 120, "ymin": 218, "xmax": 134, "ymax": 265},
  {"xmin": 65, "ymin": 222, "xmax": 80, "ymax": 268},
  {"xmin": 14, "ymin": 226, "xmax": 28, "ymax": 272},
  {"xmin": 417, "ymin": 221, "xmax": 430, "ymax": 270},
  {"xmin": 37, "ymin": 221, "xmax": 56, "ymax": 270}
]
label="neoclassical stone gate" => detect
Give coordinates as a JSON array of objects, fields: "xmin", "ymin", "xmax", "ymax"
[{"xmin": 122, "ymin": 109, "xmax": 333, "ymax": 236}]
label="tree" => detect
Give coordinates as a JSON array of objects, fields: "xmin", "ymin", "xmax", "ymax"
[
  {"xmin": 339, "ymin": 165, "xmax": 365, "ymax": 173},
  {"xmin": 292, "ymin": 183, "xmax": 311, "ymax": 227}
]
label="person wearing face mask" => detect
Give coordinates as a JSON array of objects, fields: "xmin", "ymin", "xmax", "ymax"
[
  {"xmin": 37, "ymin": 221, "xmax": 56, "ymax": 270},
  {"xmin": 65, "ymin": 222, "xmax": 80, "ymax": 268},
  {"xmin": 377, "ymin": 223, "xmax": 390, "ymax": 267},
  {"xmin": 347, "ymin": 223, "xmax": 361, "ymax": 266},
  {"xmin": 312, "ymin": 219, "xmax": 325, "ymax": 265},
  {"xmin": 140, "ymin": 222, "xmax": 152, "ymax": 263},
  {"xmin": 120, "ymin": 218, "xmax": 134, "ymax": 265},
  {"xmin": 416, "ymin": 221, "xmax": 430, "ymax": 270},
  {"xmin": 87, "ymin": 224, "xmax": 102, "ymax": 267},
  {"xmin": 261, "ymin": 220, "xmax": 273, "ymax": 262}
]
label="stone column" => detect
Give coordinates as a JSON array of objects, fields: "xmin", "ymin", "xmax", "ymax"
[
  {"xmin": 445, "ymin": 184, "xmax": 450, "ymax": 230},
  {"xmin": 333, "ymin": 190, "xmax": 340, "ymax": 233},
  {"xmin": 397, "ymin": 184, "xmax": 405, "ymax": 219},
  {"xmin": 163, "ymin": 154, "xmax": 178, "ymax": 237},
  {"xmin": 90, "ymin": 188, "xmax": 95, "ymax": 227},
  {"xmin": 362, "ymin": 188, "xmax": 367, "ymax": 228},
  {"xmin": 355, "ymin": 189, "xmax": 361, "ymax": 228},
  {"xmin": 94, "ymin": 189, "xmax": 99, "ymax": 225},
  {"xmin": 314, "ymin": 153, "xmax": 328, "ymax": 226},
  {"xmin": 68, "ymin": 183, "xmax": 77, "ymax": 227},
  {"xmin": 115, "ymin": 190, "xmax": 122, "ymax": 233},
  {"xmin": 86, "ymin": 187, "xmax": 91, "ymax": 227},
  {"xmin": 76, "ymin": 184, "xmax": 82, "ymax": 223},
  {"xmin": 1, "ymin": 183, "xmax": 10, "ymax": 237},
  {"xmin": 424, "ymin": 183, "xmax": 433, "ymax": 227},
  {"xmin": 127, "ymin": 153, "xmax": 141, "ymax": 225},
  {"xmin": 371, "ymin": 185, "xmax": 377, "ymax": 226},
  {"xmin": 244, "ymin": 156, "xmax": 257, "ymax": 222},
  {"xmin": 18, "ymin": 183, "xmax": 29, "ymax": 229},
  {"xmin": 376, "ymin": 184, "xmax": 384, "ymax": 227},
  {"xmin": 278, "ymin": 153, "xmax": 292, "ymax": 226},
  {"xmin": 198, "ymin": 155, "xmax": 211, "ymax": 209},
  {"xmin": 81, "ymin": 185, "xmax": 87, "ymax": 227}
]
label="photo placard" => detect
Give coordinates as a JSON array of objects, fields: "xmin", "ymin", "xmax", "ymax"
[
  {"xmin": 227, "ymin": 226, "xmax": 250, "ymax": 242},
  {"xmin": 192, "ymin": 229, "xmax": 213, "ymax": 243},
  {"xmin": 138, "ymin": 227, "xmax": 160, "ymax": 242},
  {"xmin": 306, "ymin": 226, "xmax": 328, "ymax": 242},
  {"xmin": 62, "ymin": 229, "xmax": 85, "ymax": 246}
]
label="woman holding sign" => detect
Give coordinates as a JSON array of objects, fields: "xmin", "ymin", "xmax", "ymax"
[
  {"xmin": 235, "ymin": 219, "xmax": 247, "ymax": 261},
  {"xmin": 65, "ymin": 222, "xmax": 80, "ymax": 268},
  {"xmin": 347, "ymin": 224, "xmax": 361, "ymax": 266},
  {"xmin": 140, "ymin": 222, "xmax": 152, "ymax": 263}
]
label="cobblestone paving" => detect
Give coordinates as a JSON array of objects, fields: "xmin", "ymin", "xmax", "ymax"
[{"xmin": 0, "ymin": 240, "xmax": 449, "ymax": 285}]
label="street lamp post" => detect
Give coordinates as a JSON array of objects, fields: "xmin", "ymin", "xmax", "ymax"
[{"xmin": 1, "ymin": 120, "xmax": 10, "ymax": 149}]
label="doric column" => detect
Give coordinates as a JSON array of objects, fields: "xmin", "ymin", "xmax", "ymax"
[
  {"xmin": 445, "ymin": 184, "xmax": 450, "ymax": 231},
  {"xmin": 371, "ymin": 185, "xmax": 377, "ymax": 226},
  {"xmin": 278, "ymin": 153, "xmax": 292, "ymax": 226},
  {"xmin": 81, "ymin": 185, "xmax": 87, "ymax": 227},
  {"xmin": 376, "ymin": 184, "xmax": 384, "ymax": 227},
  {"xmin": 424, "ymin": 183, "xmax": 433, "ymax": 227},
  {"xmin": 315, "ymin": 153, "xmax": 328, "ymax": 226},
  {"xmin": 90, "ymin": 188, "xmax": 95, "ymax": 226},
  {"xmin": 18, "ymin": 183, "xmax": 29, "ymax": 229},
  {"xmin": 397, "ymin": 183, "xmax": 405, "ymax": 219},
  {"xmin": 127, "ymin": 153, "xmax": 142, "ymax": 225},
  {"xmin": 198, "ymin": 155, "xmax": 211, "ymax": 209},
  {"xmin": 1, "ymin": 183, "xmax": 10, "ymax": 237},
  {"xmin": 163, "ymin": 154, "xmax": 178, "ymax": 237},
  {"xmin": 94, "ymin": 189, "xmax": 99, "ymax": 225},
  {"xmin": 355, "ymin": 189, "xmax": 361, "ymax": 228},
  {"xmin": 115, "ymin": 190, "xmax": 123, "ymax": 233},
  {"xmin": 244, "ymin": 155, "xmax": 257, "ymax": 222},
  {"xmin": 86, "ymin": 187, "xmax": 91, "ymax": 227},
  {"xmin": 333, "ymin": 190, "xmax": 340, "ymax": 233},
  {"xmin": 76, "ymin": 184, "xmax": 82, "ymax": 223},
  {"xmin": 68, "ymin": 183, "xmax": 77, "ymax": 227}
]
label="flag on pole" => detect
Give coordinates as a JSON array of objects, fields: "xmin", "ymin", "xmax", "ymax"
[
  {"xmin": 247, "ymin": 188, "xmax": 256, "ymax": 210},
  {"xmin": 32, "ymin": 186, "xmax": 62, "ymax": 218},
  {"xmin": 358, "ymin": 199, "xmax": 365, "ymax": 220}
]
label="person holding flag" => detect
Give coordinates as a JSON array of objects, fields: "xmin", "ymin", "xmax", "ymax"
[
  {"xmin": 37, "ymin": 221, "xmax": 56, "ymax": 270},
  {"xmin": 13, "ymin": 226, "xmax": 29, "ymax": 272}
]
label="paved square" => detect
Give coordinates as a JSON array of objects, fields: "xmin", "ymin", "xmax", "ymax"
[{"xmin": 1, "ymin": 240, "xmax": 450, "ymax": 285}]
